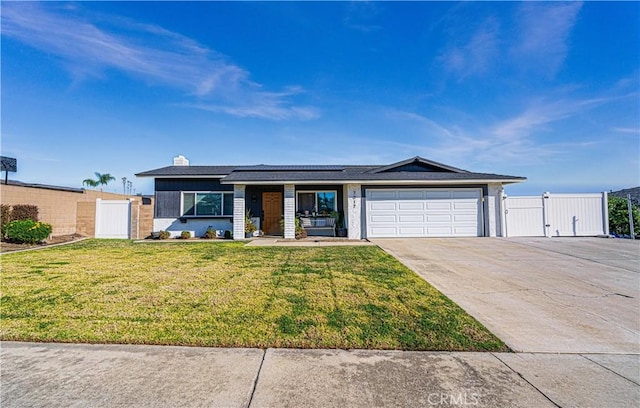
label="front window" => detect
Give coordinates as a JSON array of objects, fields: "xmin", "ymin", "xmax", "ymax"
[
  {"xmin": 182, "ymin": 192, "xmax": 233, "ymax": 216},
  {"xmin": 296, "ymin": 191, "xmax": 336, "ymax": 214}
]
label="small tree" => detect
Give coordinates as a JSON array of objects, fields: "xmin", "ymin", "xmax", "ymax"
[
  {"xmin": 83, "ymin": 178, "xmax": 99, "ymax": 189},
  {"xmin": 95, "ymin": 172, "xmax": 116, "ymax": 192},
  {"xmin": 609, "ymin": 196, "xmax": 640, "ymax": 237}
]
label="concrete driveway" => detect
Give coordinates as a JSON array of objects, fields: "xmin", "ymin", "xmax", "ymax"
[{"xmin": 374, "ymin": 237, "xmax": 640, "ymax": 353}]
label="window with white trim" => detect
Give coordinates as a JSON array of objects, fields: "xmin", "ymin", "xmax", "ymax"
[
  {"xmin": 182, "ymin": 192, "xmax": 234, "ymax": 216},
  {"xmin": 296, "ymin": 191, "xmax": 337, "ymax": 214}
]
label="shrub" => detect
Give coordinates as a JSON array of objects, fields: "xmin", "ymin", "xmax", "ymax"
[
  {"xmin": 1, "ymin": 204, "xmax": 12, "ymax": 224},
  {"xmin": 157, "ymin": 230, "xmax": 170, "ymax": 240},
  {"xmin": 279, "ymin": 217, "xmax": 307, "ymax": 239},
  {"xmin": 609, "ymin": 196, "xmax": 640, "ymax": 236},
  {"xmin": 180, "ymin": 230, "xmax": 191, "ymax": 239},
  {"xmin": 203, "ymin": 228, "xmax": 217, "ymax": 239},
  {"xmin": 245, "ymin": 210, "xmax": 257, "ymax": 234},
  {"xmin": 1, "ymin": 204, "xmax": 12, "ymax": 238},
  {"xmin": 5, "ymin": 219, "xmax": 52, "ymax": 244},
  {"xmin": 11, "ymin": 204, "xmax": 39, "ymax": 222}
]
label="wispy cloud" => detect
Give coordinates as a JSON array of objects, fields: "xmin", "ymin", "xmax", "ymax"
[
  {"xmin": 1, "ymin": 2, "xmax": 316, "ymax": 120},
  {"xmin": 343, "ymin": 1, "xmax": 382, "ymax": 33},
  {"xmin": 492, "ymin": 96, "xmax": 610, "ymax": 140},
  {"xmin": 612, "ymin": 127, "xmax": 640, "ymax": 135},
  {"xmin": 438, "ymin": 2, "xmax": 582, "ymax": 80},
  {"xmin": 511, "ymin": 2, "xmax": 582, "ymax": 77},
  {"xmin": 439, "ymin": 17, "xmax": 500, "ymax": 80},
  {"xmin": 386, "ymin": 94, "xmax": 613, "ymax": 168},
  {"xmin": 187, "ymin": 87, "xmax": 320, "ymax": 120}
]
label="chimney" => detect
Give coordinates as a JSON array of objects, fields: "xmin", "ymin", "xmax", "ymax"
[{"xmin": 173, "ymin": 155, "xmax": 189, "ymax": 166}]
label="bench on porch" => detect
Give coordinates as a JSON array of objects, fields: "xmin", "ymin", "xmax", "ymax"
[{"xmin": 299, "ymin": 216, "xmax": 335, "ymax": 237}]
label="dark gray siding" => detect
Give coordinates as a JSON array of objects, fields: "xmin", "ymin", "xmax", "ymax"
[
  {"xmin": 155, "ymin": 178, "xmax": 232, "ymax": 192},
  {"xmin": 155, "ymin": 191, "xmax": 180, "ymax": 218}
]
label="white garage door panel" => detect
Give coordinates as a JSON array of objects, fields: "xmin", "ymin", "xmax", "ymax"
[
  {"xmin": 370, "ymin": 202, "xmax": 397, "ymax": 211},
  {"xmin": 427, "ymin": 226, "xmax": 453, "ymax": 235},
  {"xmin": 399, "ymin": 214, "xmax": 425, "ymax": 223},
  {"xmin": 453, "ymin": 191, "xmax": 480, "ymax": 199},
  {"xmin": 370, "ymin": 227, "xmax": 399, "ymax": 237},
  {"xmin": 399, "ymin": 227, "xmax": 425, "ymax": 235},
  {"xmin": 427, "ymin": 214, "xmax": 452, "ymax": 222},
  {"xmin": 426, "ymin": 191, "xmax": 451, "ymax": 199},
  {"xmin": 398, "ymin": 202, "xmax": 424, "ymax": 210},
  {"xmin": 369, "ymin": 190, "xmax": 396, "ymax": 200},
  {"xmin": 454, "ymin": 202, "xmax": 477, "ymax": 210},
  {"xmin": 455, "ymin": 226, "xmax": 479, "ymax": 234},
  {"xmin": 366, "ymin": 188, "xmax": 482, "ymax": 238},
  {"xmin": 454, "ymin": 214, "xmax": 478, "ymax": 222},
  {"xmin": 398, "ymin": 191, "xmax": 424, "ymax": 199},
  {"xmin": 370, "ymin": 214, "xmax": 397, "ymax": 223},
  {"xmin": 427, "ymin": 202, "xmax": 452, "ymax": 210}
]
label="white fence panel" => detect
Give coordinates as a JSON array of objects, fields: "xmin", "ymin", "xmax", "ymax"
[
  {"xmin": 95, "ymin": 199, "xmax": 131, "ymax": 239},
  {"xmin": 505, "ymin": 192, "xmax": 608, "ymax": 237},
  {"xmin": 504, "ymin": 196, "xmax": 546, "ymax": 237},
  {"xmin": 547, "ymin": 194, "xmax": 607, "ymax": 237}
]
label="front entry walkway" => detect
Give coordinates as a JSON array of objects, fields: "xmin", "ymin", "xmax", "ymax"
[{"xmin": 245, "ymin": 237, "xmax": 374, "ymax": 247}]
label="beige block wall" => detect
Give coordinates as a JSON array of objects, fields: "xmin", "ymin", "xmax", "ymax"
[
  {"xmin": 1, "ymin": 184, "xmax": 150, "ymax": 237},
  {"xmin": 76, "ymin": 201, "xmax": 96, "ymax": 237},
  {"xmin": 138, "ymin": 200, "xmax": 154, "ymax": 239}
]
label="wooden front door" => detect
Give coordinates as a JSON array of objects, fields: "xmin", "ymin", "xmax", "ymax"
[{"xmin": 262, "ymin": 192, "xmax": 283, "ymax": 235}]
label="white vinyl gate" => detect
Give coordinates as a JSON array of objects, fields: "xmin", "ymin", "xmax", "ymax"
[
  {"xmin": 504, "ymin": 193, "xmax": 609, "ymax": 237},
  {"xmin": 95, "ymin": 199, "xmax": 131, "ymax": 239}
]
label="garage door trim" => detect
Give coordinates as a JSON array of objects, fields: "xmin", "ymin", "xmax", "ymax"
[{"xmin": 365, "ymin": 187, "xmax": 484, "ymax": 238}]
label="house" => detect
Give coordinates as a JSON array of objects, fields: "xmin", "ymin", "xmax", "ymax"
[{"xmin": 136, "ymin": 155, "xmax": 525, "ymax": 239}]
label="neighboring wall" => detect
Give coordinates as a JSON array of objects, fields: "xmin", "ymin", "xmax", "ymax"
[{"xmin": 0, "ymin": 182, "xmax": 153, "ymax": 238}]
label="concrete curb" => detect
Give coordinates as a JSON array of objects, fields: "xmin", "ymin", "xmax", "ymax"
[{"xmin": 0, "ymin": 236, "xmax": 90, "ymax": 255}]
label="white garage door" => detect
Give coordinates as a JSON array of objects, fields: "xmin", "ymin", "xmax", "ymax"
[{"xmin": 366, "ymin": 188, "xmax": 483, "ymax": 238}]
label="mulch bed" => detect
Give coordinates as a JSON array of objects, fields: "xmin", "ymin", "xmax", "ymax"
[{"xmin": 0, "ymin": 234, "xmax": 83, "ymax": 253}]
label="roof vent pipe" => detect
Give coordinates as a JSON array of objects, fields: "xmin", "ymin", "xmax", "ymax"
[{"xmin": 173, "ymin": 155, "xmax": 189, "ymax": 166}]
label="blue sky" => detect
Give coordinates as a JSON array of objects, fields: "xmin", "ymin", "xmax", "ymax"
[{"xmin": 2, "ymin": 1, "xmax": 638, "ymax": 195}]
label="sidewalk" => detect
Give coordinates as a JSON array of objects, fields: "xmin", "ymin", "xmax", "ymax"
[{"xmin": 2, "ymin": 342, "xmax": 638, "ymax": 407}]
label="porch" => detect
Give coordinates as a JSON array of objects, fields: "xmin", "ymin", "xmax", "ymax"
[{"xmin": 234, "ymin": 183, "xmax": 362, "ymax": 240}]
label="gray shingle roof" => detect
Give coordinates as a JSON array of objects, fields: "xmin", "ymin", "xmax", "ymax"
[
  {"xmin": 136, "ymin": 157, "xmax": 526, "ymax": 184},
  {"xmin": 233, "ymin": 165, "xmax": 345, "ymax": 171},
  {"xmin": 220, "ymin": 169, "xmax": 524, "ymax": 183},
  {"xmin": 136, "ymin": 166, "xmax": 237, "ymax": 177}
]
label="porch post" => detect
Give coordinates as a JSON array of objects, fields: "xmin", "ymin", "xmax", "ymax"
[
  {"xmin": 233, "ymin": 184, "xmax": 246, "ymax": 240},
  {"xmin": 284, "ymin": 184, "xmax": 295, "ymax": 239},
  {"xmin": 347, "ymin": 183, "xmax": 362, "ymax": 240}
]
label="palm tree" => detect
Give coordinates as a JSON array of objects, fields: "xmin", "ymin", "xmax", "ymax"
[
  {"xmin": 82, "ymin": 178, "xmax": 99, "ymax": 189},
  {"xmin": 94, "ymin": 172, "xmax": 116, "ymax": 192}
]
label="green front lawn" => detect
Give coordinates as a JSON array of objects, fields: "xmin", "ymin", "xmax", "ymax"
[{"xmin": 1, "ymin": 240, "xmax": 507, "ymax": 351}]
